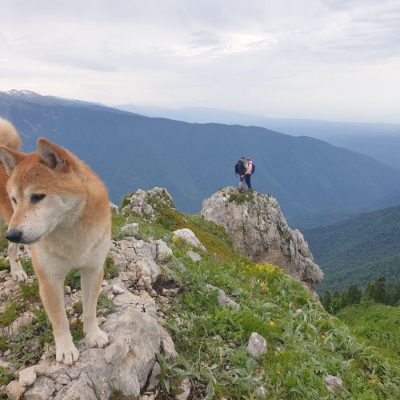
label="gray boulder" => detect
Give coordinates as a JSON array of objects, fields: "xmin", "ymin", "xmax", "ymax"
[
  {"xmin": 206, "ymin": 284, "xmax": 241, "ymax": 311},
  {"xmin": 173, "ymin": 228, "xmax": 206, "ymax": 251},
  {"xmin": 246, "ymin": 332, "xmax": 267, "ymax": 358},
  {"xmin": 24, "ymin": 377, "xmax": 55, "ymax": 400},
  {"xmin": 111, "ymin": 238, "xmax": 161, "ymax": 285}
]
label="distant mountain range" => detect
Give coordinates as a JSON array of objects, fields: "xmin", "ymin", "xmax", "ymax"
[
  {"xmin": 305, "ymin": 204, "xmax": 400, "ymax": 293},
  {"xmin": 119, "ymin": 105, "xmax": 400, "ymax": 169},
  {"xmin": 2, "ymin": 90, "xmax": 400, "ymax": 228}
]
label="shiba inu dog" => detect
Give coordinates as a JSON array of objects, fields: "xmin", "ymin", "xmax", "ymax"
[{"xmin": 0, "ymin": 118, "xmax": 111, "ymax": 365}]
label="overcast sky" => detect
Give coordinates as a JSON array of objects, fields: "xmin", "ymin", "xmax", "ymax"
[{"xmin": 1, "ymin": 0, "xmax": 399, "ymax": 123}]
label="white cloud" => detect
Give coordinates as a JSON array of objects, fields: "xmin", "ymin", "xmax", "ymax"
[{"xmin": 0, "ymin": 0, "xmax": 399, "ymax": 122}]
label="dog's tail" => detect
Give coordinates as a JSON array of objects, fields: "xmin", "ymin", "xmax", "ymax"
[{"xmin": 0, "ymin": 118, "xmax": 21, "ymax": 150}]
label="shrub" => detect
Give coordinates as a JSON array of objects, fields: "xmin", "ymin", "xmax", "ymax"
[
  {"xmin": 20, "ymin": 281, "xmax": 40, "ymax": 303},
  {"xmin": 0, "ymin": 301, "xmax": 22, "ymax": 327}
]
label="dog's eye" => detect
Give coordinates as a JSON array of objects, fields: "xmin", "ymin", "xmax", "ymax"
[
  {"xmin": 11, "ymin": 197, "xmax": 17, "ymax": 205},
  {"xmin": 31, "ymin": 194, "xmax": 46, "ymax": 204}
]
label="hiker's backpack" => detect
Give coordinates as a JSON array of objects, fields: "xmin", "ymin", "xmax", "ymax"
[
  {"xmin": 235, "ymin": 161, "xmax": 246, "ymax": 175},
  {"xmin": 251, "ymin": 163, "xmax": 256, "ymax": 174}
]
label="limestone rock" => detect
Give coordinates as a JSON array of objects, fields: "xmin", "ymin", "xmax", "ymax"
[
  {"xmin": 18, "ymin": 365, "xmax": 37, "ymax": 386},
  {"xmin": 153, "ymin": 239, "xmax": 173, "ymax": 262},
  {"xmin": 175, "ymin": 378, "xmax": 191, "ymax": 400},
  {"xmin": 111, "ymin": 238, "xmax": 161, "ymax": 284},
  {"xmin": 173, "ymin": 228, "xmax": 206, "ymax": 251},
  {"xmin": 120, "ymin": 223, "xmax": 139, "ymax": 236},
  {"xmin": 207, "ymin": 284, "xmax": 241, "ymax": 311},
  {"xmin": 255, "ymin": 386, "xmax": 269, "ymax": 397},
  {"xmin": 201, "ymin": 187, "xmax": 323, "ymax": 293},
  {"xmin": 53, "ymin": 373, "xmax": 96, "ymax": 400},
  {"xmin": 161, "ymin": 327, "xmax": 178, "ymax": 360},
  {"xmin": 111, "ymin": 284, "xmax": 126, "ymax": 295},
  {"xmin": 246, "ymin": 332, "xmax": 267, "ymax": 358},
  {"xmin": 24, "ymin": 376, "xmax": 55, "ymax": 400},
  {"xmin": 324, "ymin": 375, "xmax": 343, "ymax": 393},
  {"xmin": 147, "ymin": 362, "xmax": 161, "ymax": 391},
  {"xmin": 6, "ymin": 380, "xmax": 25, "ymax": 400},
  {"xmin": 186, "ymin": 251, "xmax": 201, "ymax": 262}
]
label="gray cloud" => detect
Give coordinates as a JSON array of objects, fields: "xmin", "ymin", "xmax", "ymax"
[{"xmin": 0, "ymin": 0, "xmax": 399, "ymax": 122}]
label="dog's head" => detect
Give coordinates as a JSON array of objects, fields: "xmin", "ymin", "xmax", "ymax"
[{"xmin": 0, "ymin": 138, "xmax": 84, "ymax": 244}]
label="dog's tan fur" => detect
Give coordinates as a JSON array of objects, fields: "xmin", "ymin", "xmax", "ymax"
[{"xmin": 0, "ymin": 118, "xmax": 111, "ymax": 365}]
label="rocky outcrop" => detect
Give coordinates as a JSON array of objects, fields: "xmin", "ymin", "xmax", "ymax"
[
  {"xmin": 18, "ymin": 304, "xmax": 161, "ymax": 399},
  {"xmin": 2, "ymin": 223, "xmax": 178, "ymax": 399},
  {"xmin": 201, "ymin": 187, "xmax": 323, "ymax": 292},
  {"xmin": 122, "ymin": 187, "xmax": 174, "ymax": 220}
]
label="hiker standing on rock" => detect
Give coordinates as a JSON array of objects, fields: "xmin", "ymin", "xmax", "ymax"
[
  {"xmin": 245, "ymin": 157, "xmax": 255, "ymax": 190},
  {"xmin": 235, "ymin": 156, "xmax": 247, "ymax": 192}
]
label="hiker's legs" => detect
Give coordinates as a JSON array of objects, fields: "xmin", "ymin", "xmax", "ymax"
[
  {"xmin": 245, "ymin": 174, "xmax": 252, "ymax": 189},
  {"xmin": 238, "ymin": 175, "xmax": 245, "ymax": 190}
]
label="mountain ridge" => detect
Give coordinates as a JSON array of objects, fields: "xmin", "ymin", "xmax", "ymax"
[
  {"xmin": 304, "ymin": 203, "xmax": 400, "ymax": 292},
  {"xmin": 2, "ymin": 90, "xmax": 400, "ymax": 228}
]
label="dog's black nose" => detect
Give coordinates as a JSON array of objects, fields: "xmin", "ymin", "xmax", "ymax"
[{"xmin": 6, "ymin": 229, "xmax": 23, "ymax": 243}]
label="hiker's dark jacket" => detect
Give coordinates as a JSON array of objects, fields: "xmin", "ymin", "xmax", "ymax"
[{"xmin": 237, "ymin": 161, "xmax": 246, "ymax": 175}]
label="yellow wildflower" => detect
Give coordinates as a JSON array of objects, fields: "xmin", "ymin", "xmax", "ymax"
[
  {"xmin": 269, "ymin": 320, "xmax": 276, "ymax": 328},
  {"xmin": 259, "ymin": 282, "xmax": 268, "ymax": 292}
]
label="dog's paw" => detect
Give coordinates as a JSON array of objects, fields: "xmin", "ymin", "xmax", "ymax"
[
  {"xmin": 56, "ymin": 341, "xmax": 80, "ymax": 366},
  {"xmin": 11, "ymin": 269, "xmax": 28, "ymax": 282},
  {"xmin": 86, "ymin": 328, "xmax": 109, "ymax": 348}
]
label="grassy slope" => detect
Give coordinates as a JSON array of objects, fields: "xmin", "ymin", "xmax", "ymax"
[
  {"xmin": 304, "ymin": 205, "xmax": 400, "ymax": 292},
  {"xmin": 337, "ymin": 302, "xmax": 400, "ymax": 367},
  {"xmin": 2, "ymin": 205, "xmax": 400, "ymax": 399},
  {"xmin": 114, "ymin": 207, "xmax": 400, "ymax": 399}
]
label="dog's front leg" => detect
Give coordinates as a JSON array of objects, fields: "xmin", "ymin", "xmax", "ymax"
[
  {"xmin": 81, "ymin": 268, "xmax": 109, "ymax": 348},
  {"xmin": 34, "ymin": 263, "xmax": 79, "ymax": 365},
  {"xmin": 8, "ymin": 242, "xmax": 27, "ymax": 282}
]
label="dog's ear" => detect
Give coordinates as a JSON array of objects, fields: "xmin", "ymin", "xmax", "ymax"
[
  {"xmin": 0, "ymin": 146, "xmax": 24, "ymax": 175},
  {"xmin": 37, "ymin": 138, "xmax": 71, "ymax": 172}
]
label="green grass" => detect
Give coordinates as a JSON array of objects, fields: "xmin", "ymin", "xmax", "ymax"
[
  {"xmin": 6, "ymin": 308, "xmax": 53, "ymax": 368},
  {"xmin": 337, "ymin": 302, "xmax": 400, "ymax": 366},
  {"xmin": 0, "ymin": 367, "xmax": 13, "ymax": 386},
  {"xmin": 97, "ymin": 293, "xmax": 116, "ymax": 315},
  {"xmin": 0, "ymin": 256, "xmax": 8, "ymax": 271},
  {"xmin": 156, "ymin": 208, "xmax": 237, "ymax": 261},
  {"xmin": 0, "ymin": 301, "xmax": 22, "ymax": 327},
  {"xmin": 21, "ymin": 258, "xmax": 34, "ymax": 276},
  {"xmin": 20, "ymin": 281, "xmax": 40, "ymax": 302},
  {"xmin": 104, "ymin": 255, "xmax": 119, "ymax": 279},
  {"xmin": 65, "ymin": 269, "xmax": 81, "ymax": 290},
  {"xmin": 228, "ymin": 191, "xmax": 254, "ymax": 204},
  {"xmin": 163, "ymin": 252, "xmax": 400, "ymax": 398},
  {"xmin": 0, "ymin": 225, "xmax": 9, "ymax": 251}
]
